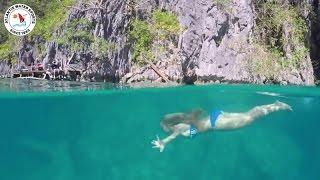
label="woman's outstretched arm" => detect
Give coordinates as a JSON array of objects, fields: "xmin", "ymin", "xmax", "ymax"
[
  {"xmin": 151, "ymin": 132, "xmax": 180, "ymax": 152},
  {"xmin": 152, "ymin": 123, "xmax": 192, "ymax": 152}
]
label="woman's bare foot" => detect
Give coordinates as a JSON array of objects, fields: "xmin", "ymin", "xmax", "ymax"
[{"xmin": 275, "ymin": 101, "xmax": 293, "ymax": 111}]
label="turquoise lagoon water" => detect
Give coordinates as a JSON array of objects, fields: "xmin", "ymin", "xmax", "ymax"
[{"xmin": 0, "ymin": 79, "xmax": 319, "ymax": 180}]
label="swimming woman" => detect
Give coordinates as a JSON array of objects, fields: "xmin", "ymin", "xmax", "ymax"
[{"xmin": 151, "ymin": 101, "xmax": 292, "ymax": 152}]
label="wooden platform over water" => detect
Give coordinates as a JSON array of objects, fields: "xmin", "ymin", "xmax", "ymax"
[{"xmin": 12, "ymin": 71, "xmax": 46, "ymax": 78}]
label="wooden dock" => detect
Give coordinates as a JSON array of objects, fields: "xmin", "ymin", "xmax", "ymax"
[
  {"xmin": 12, "ymin": 58, "xmax": 82, "ymax": 80},
  {"xmin": 12, "ymin": 70, "xmax": 46, "ymax": 78}
]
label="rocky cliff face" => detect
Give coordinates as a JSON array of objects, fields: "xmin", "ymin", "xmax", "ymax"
[
  {"xmin": 310, "ymin": 0, "xmax": 320, "ymax": 79},
  {"xmin": 16, "ymin": 0, "xmax": 132, "ymax": 82},
  {"xmin": 165, "ymin": 0, "xmax": 255, "ymax": 84},
  {"xmin": 131, "ymin": 0, "xmax": 315, "ymax": 85},
  {"xmin": 0, "ymin": 60, "xmax": 11, "ymax": 77},
  {"xmin": 0, "ymin": 0, "xmax": 318, "ymax": 85}
]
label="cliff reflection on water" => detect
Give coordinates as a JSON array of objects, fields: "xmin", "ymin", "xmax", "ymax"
[{"xmin": 0, "ymin": 79, "xmax": 124, "ymax": 92}]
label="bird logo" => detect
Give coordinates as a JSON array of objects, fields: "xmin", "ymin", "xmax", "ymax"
[
  {"xmin": 13, "ymin": 13, "xmax": 27, "ymax": 24},
  {"xmin": 4, "ymin": 4, "xmax": 37, "ymax": 36}
]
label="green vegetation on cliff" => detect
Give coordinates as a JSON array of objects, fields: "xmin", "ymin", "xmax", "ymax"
[
  {"xmin": 0, "ymin": 21, "xmax": 8, "ymax": 44},
  {"xmin": 29, "ymin": 0, "xmax": 75, "ymax": 40},
  {"xmin": 57, "ymin": 19, "xmax": 95, "ymax": 52},
  {"xmin": 0, "ymin": 11, "xmax": 13, "ymax": 62},
  {"xmin": 0, "ymin": 0, "xmax": 75, "ymax": 62},
  {"xmin": 57, "ymin": 17, "xmax": 115, "ymax": 61},
  {"xmin": 129, "ymin": 19, "xmax": 153, "ymax": 63},
  {"xmin": 129, "ymin": 10, "xmax": 181, "ymax": 64},
  {"xmin": 250, "ymin": 0, "xmax": 309, "ymax": 79},
  {"xmin": 213, "ymin": 0, "xmax": 232, "ymax": 12},
  {"xmin": 152, "ymin": 10, "xmax": 181, "ymax": 40},
  {"xmin": 0, "ymin": 0, "xmax": 115, "ymax": 63}
]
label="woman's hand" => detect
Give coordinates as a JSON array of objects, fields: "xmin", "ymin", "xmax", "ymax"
[{"xmin": 151, "ymin": 135, "xmax": 165, "ymax": 152}]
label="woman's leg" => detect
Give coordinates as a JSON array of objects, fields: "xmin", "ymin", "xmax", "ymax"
[
  {"xmin": 215, "ymin": 101, "xmax": 292, "ymax": 130},
  {"xmin": 246, "ymin": 101, "xmax": 292, "ymax": 119}
]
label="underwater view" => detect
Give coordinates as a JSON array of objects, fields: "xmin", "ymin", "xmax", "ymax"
[{"xmin": 0, "ymin": 79, "xmax": 319, "ymax": 180}]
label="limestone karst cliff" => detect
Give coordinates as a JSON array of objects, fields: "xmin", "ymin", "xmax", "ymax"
[{"xmin": 0, "ymin": 0, "xmax": 319, "ymax": 85}]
